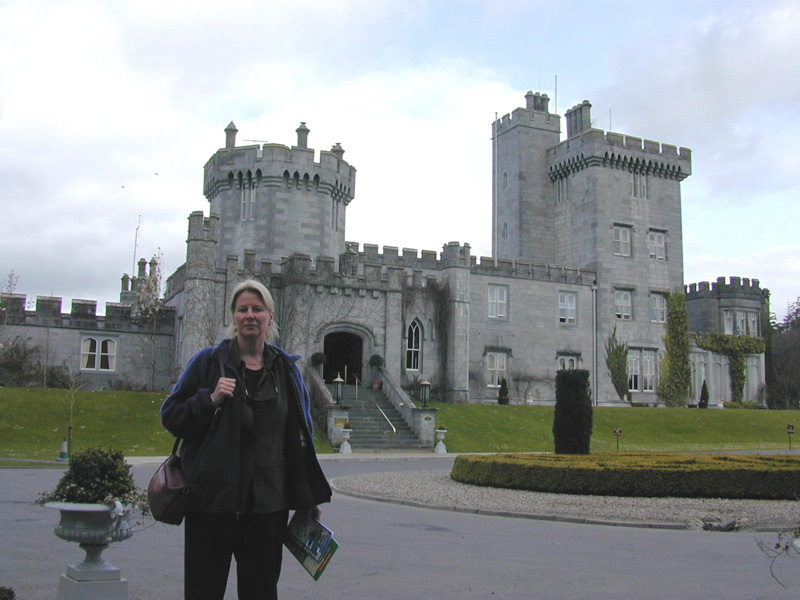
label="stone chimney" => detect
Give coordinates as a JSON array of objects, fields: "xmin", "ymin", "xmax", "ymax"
[
  {"xmin": 225, "ymin": 121, "xmax": 238, "ymax": 148},
  {"xmin": 565, "ymin": 100, "xmax": 592, "ymax": 138},
  {"xmin": 296, "ymin": 122, "xmax": 310, "ymax": 149}
]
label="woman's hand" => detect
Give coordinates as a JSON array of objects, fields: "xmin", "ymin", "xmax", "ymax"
[{"xmin": 210, "ymin": 377, "xmax": 236, "ymax": 407}]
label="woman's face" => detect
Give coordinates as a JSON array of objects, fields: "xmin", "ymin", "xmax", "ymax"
[{"xmin": 233, "ymin": 291, "xmax": 272, "ymax": 343}]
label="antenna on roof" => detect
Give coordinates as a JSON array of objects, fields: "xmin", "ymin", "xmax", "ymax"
[{"xmin": 132, "ymin": 215, "xmax": 141, "ymax": 277}]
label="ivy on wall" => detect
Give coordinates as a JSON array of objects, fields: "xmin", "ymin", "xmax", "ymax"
[
  {"xmin": 658, "ymin": 292, "xmax": 692, "ymax": 407},
  {"xmin": 695, "ymin": 333, "xmax": 765, "ymax": 404}
]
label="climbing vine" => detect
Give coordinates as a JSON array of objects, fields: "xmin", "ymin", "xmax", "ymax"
[
  {"xmin": 695, "ymin": 333, "xmax": 765, "ymax": 404},
  {"xmin": 658, "ymin": 292, "xmax": 692, "ymax": 407}
]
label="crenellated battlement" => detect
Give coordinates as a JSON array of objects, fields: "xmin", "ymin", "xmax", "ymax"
[
  {"xmin": 0, "ymin": 293, "xmax": 175, "ymax": 333},
  {"xmin": 202, "ymin": 121, "xmax": 356, "ymax": 203},
  {"xmin": 493, "ymin": 92, "xmax": 561, "ymax": 138},
  {"xmin": 685, "ymin": 276, "xmax": 769, "ymax": 301},
  {"xmin": 210, "ymin": 241, "xmax": 596, "ymax": 293},
  {"xmin": 548, "ymin": 128, "xmax": 692, "ymax": 180}
]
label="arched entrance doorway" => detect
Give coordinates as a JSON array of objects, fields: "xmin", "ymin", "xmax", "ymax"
[{"xmin": 323, "ymin": 332, "xmax": 363, "ymax": 385}]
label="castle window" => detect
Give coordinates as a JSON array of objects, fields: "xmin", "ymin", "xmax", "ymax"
[
  {"xmin": 405, "ymin": 321, "xmax": 421, "ymax": 371},
  {"xmin": 557, "ymin": 353, "xmax": 579, "ymax": 370},
  {"xmin": 558, "ymin": 291, "xmax": 577, "ymax": 324},
  {"xmin": 627, "ymin": 351, "xmax": 639, "ymax": 392},
  {"xmin": 488, "ymin": 285, "xmax": 508, "ymax": 319},
  {"xmin": 556, "ymin": 176, "xmax": 569, "ymax": 204},
  {"xmin": 723, "ymin": 310, "xmax": 760, "ymax": 337},
  {"xmin": 503, "ymin": 171, "xmax": 508, "ymax": 190},
  {"xmin": 486, "ymin": 351, "xmax": 507, "ymax": 387},
  {"xmin": 650, "ymin": 293, "xmax": 667, "ymax": 323},
  {"xmin": 613, "ymin": 225, "xmax": 631, "ymax": 257},
  {"xmin": 81, "ymin": 337, "xmax": 116, "ymax": 371},
  {"xmin": 615, "ymin": 289, "xmax": 633, "ymax": 320},
  {"xmin": 647, "ymin": 230, "xmax": 666, "ymax": 260},
  {"xmin": 240, "ymin": 171, "xmax": 255, "ymax": 221},
  {"xmin": 631, "ymin": 171, "xmax": 648, "ymax": 198},
  {"xmin": 627, "ymin": 348, "xmax": 656, "ymax": 393}
]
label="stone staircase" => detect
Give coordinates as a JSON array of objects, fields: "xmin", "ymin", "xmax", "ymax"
[{"xmin": 341, "ymin": 384, "xmax": 431, "ymax": 452}]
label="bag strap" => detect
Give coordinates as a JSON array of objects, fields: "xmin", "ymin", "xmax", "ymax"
[{"xmin": 172, "ymin": 349, "xmax": 228, "ymax": 461}]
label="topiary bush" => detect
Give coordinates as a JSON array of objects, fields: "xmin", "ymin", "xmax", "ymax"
[
  {"xmin": 552, "ymin": 369, "xmax": 592, "ymax": 454},
  {"xmin": 451, "ymin": 453, "xmax": 800, "ymax": 500},
  {"xmin": 497, "ymin": 378, "xmax": 509, "ymax": 405},
  {"xmin": 698, "ymin": 380, "xmax": 709, "ymax": 409}
]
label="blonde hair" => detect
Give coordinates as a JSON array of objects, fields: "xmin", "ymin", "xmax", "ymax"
[{"xmin": 225, "ymin": 279, "xmax": 279, "ymax": 343}]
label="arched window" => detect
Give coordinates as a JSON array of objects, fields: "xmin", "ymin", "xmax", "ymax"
[
  {"xmin": 406, "ymin": 321, "xmax": 421, "ymax": 371},
  {"xmin": 81, "ymin": 337, "xmax": 116, "ymax": 371}
]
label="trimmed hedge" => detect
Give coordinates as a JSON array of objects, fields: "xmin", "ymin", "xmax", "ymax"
[{"xmin": 450, "ymin": 453, "xmax": 800, "ymax": 500}]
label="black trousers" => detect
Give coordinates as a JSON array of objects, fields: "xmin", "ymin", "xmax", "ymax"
[{"xmin": 184, "ymin": 511, "xmax": 289, "ymax": 600}]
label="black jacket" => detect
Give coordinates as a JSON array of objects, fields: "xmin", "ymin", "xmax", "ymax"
[{"xmin": 160, "ymin": 339, "xmax": 331, "ymax": 514}]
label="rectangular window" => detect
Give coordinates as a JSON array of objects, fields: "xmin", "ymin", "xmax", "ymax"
[
  {"xmin": 613, "ymin": 226, "xmax": 631, "ymax": 257},
  {"xmin": 628, "ymin": 348, "xmax": 657, "ymax": 393},
  {"xmin": 627, "ymin": 351, "xmax": 640, "ymax": 392},
  {"xmin": 558, "ymin": 292, "xmax": 577, "ymax": 324},
  {"xmin": 642, "ymin": 350, "xmax": 656, "ymax": 392},
  {"xmin": 650, "ymin": 293, "xmax": 667, "ymax": 323},
  {"xmin": 723, "ymin": 311, "xmax": 735, "ymax": 335},
  {"xmin": 747, "ymin": 312, "xmax": 760, "ymax": 337},
  {"xmin": 631, "ymin": 171, "xmax": 648, "ymax": 198},
  {"xmin": 487, "ymin": 351, "xmax": 507, "ymax": 387},
  {"xmin": 647, "ymin": 230, "xmax": 666, "ymax": 260},
  {"xmin": 556, "ymin": 176, "xmax": 569, "ymax": 204},
  {"xmin": 488, "ymin": 285, "xmax": 508, "ymax": 319},
  {"xmin": 615, "ymin": 289, "xmax": 632, "ymax": 320}
]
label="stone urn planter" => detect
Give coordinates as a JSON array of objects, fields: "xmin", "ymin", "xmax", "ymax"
[
  {"xmin": 339, "ymin": 428, "xmax": 353, "ymax": 454},
  {"xmin": 36, "ymin": 447, "xmax": 146, "ymax": 600},
  {"xmin": 46, "ymin": 501, "xmax": 134, "ymax": 599},
  {"xmin": 434, "ymin": 429, "xmax": 448, "ymax": 454}
]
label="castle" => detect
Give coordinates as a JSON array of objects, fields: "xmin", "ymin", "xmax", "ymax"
[{"xmin": 1, "ymin": 91, "xmax": 768, "ymax": 406}]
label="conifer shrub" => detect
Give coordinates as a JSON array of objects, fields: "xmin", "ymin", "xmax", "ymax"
[
  {"xmin": 497, "ymin": 378, "xmax": 509, "ymax": 405},
  {"xmin": 698, "ymin": 380, "xmax": 709, "ymax": 409},
  {"xmin": 552, "ymin": 369, "xmax": 593, "ymax": 454}
]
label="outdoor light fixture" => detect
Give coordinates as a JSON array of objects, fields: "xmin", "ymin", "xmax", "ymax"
[
  {"xmin": 333, "ymin": 373, "xmax": 344, "ymax": 404},
  {"xmin": 419, "ymin": 379, "xmax": 431, "ymax": 407}
]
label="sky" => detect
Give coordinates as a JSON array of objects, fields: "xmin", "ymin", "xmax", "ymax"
[{"xmin": 1, "ymin": 0, "xmax": 798, "ymax": 321}]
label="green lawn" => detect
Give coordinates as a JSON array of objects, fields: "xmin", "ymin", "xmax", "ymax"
[
  {"xmin": 1, "ymin": 387, "xmax": 797, "ymax": 461},
  {"xmin": 431, "ymin": 402, "xmax": 800, "ymax": 454},
  {"xmin": 0, "ymin": 387, "xmax": 333, "ymax": 461}
]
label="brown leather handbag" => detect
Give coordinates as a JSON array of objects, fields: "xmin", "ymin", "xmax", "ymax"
[{"xmin": 147, "ymin": 439, "xmax": 190, "ymax": 525}]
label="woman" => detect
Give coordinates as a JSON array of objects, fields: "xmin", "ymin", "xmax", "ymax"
[{"xmin": 161, "ymin": 279, "xmax": 331, "ymax": 600}]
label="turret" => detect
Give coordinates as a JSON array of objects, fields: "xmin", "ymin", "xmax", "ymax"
[{"xmin": 202, "ymin": 122, "xmax": 357, "ymax": 269}]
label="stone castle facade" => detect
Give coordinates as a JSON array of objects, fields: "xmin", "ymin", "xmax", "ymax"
[{"xmin": 1, "ymin": 90, "xmax": 768, "ymax": 405}]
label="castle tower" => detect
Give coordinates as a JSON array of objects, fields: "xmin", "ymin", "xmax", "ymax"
[
  {"xmin": 495, "ymin": 90, "xmax": 693, "ymax": 403},
  {"xmin": 492, "ymin": 91, "xmax": 561, "ymax": 263},
  {"xmin": 202, "ymin": 122, "xmax": 357, "ymax": 269}
]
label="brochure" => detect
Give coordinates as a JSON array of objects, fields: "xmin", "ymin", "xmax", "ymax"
[{"xmin": 284, "ymin": 512, "xmax": 338, "ymax": 581}]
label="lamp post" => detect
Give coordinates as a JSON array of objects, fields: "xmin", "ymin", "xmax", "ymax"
[
  {"xmin": 333, "ymin": 373, "xmax": 344, "ymax": 404},
  {"xmin": 419, "ymin": 379, "xmax": 431, "ymax": 408}
]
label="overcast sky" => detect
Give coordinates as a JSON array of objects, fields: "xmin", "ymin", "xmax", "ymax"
[{"xmin": 1, "ymin": 0, "xmax": 798, "ymax": 321}]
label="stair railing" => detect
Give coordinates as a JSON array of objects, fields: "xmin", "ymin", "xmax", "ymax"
[{"xmin": 353, "ymin": 375, "xmax": 397, "ymax": 435}]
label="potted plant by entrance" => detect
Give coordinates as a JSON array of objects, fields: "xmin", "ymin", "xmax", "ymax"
[
  {"xmin": 368, "ymin": 354, "xmax": 384, "ymax": 390},
  {"xmin": 35, "ymin": 447, "xmax": 147, "ymax": 597}
]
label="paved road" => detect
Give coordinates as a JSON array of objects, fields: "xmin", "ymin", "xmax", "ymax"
[{"xmin": 1, "ymin": 456, "xmax": 798, "ymax": 599}]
